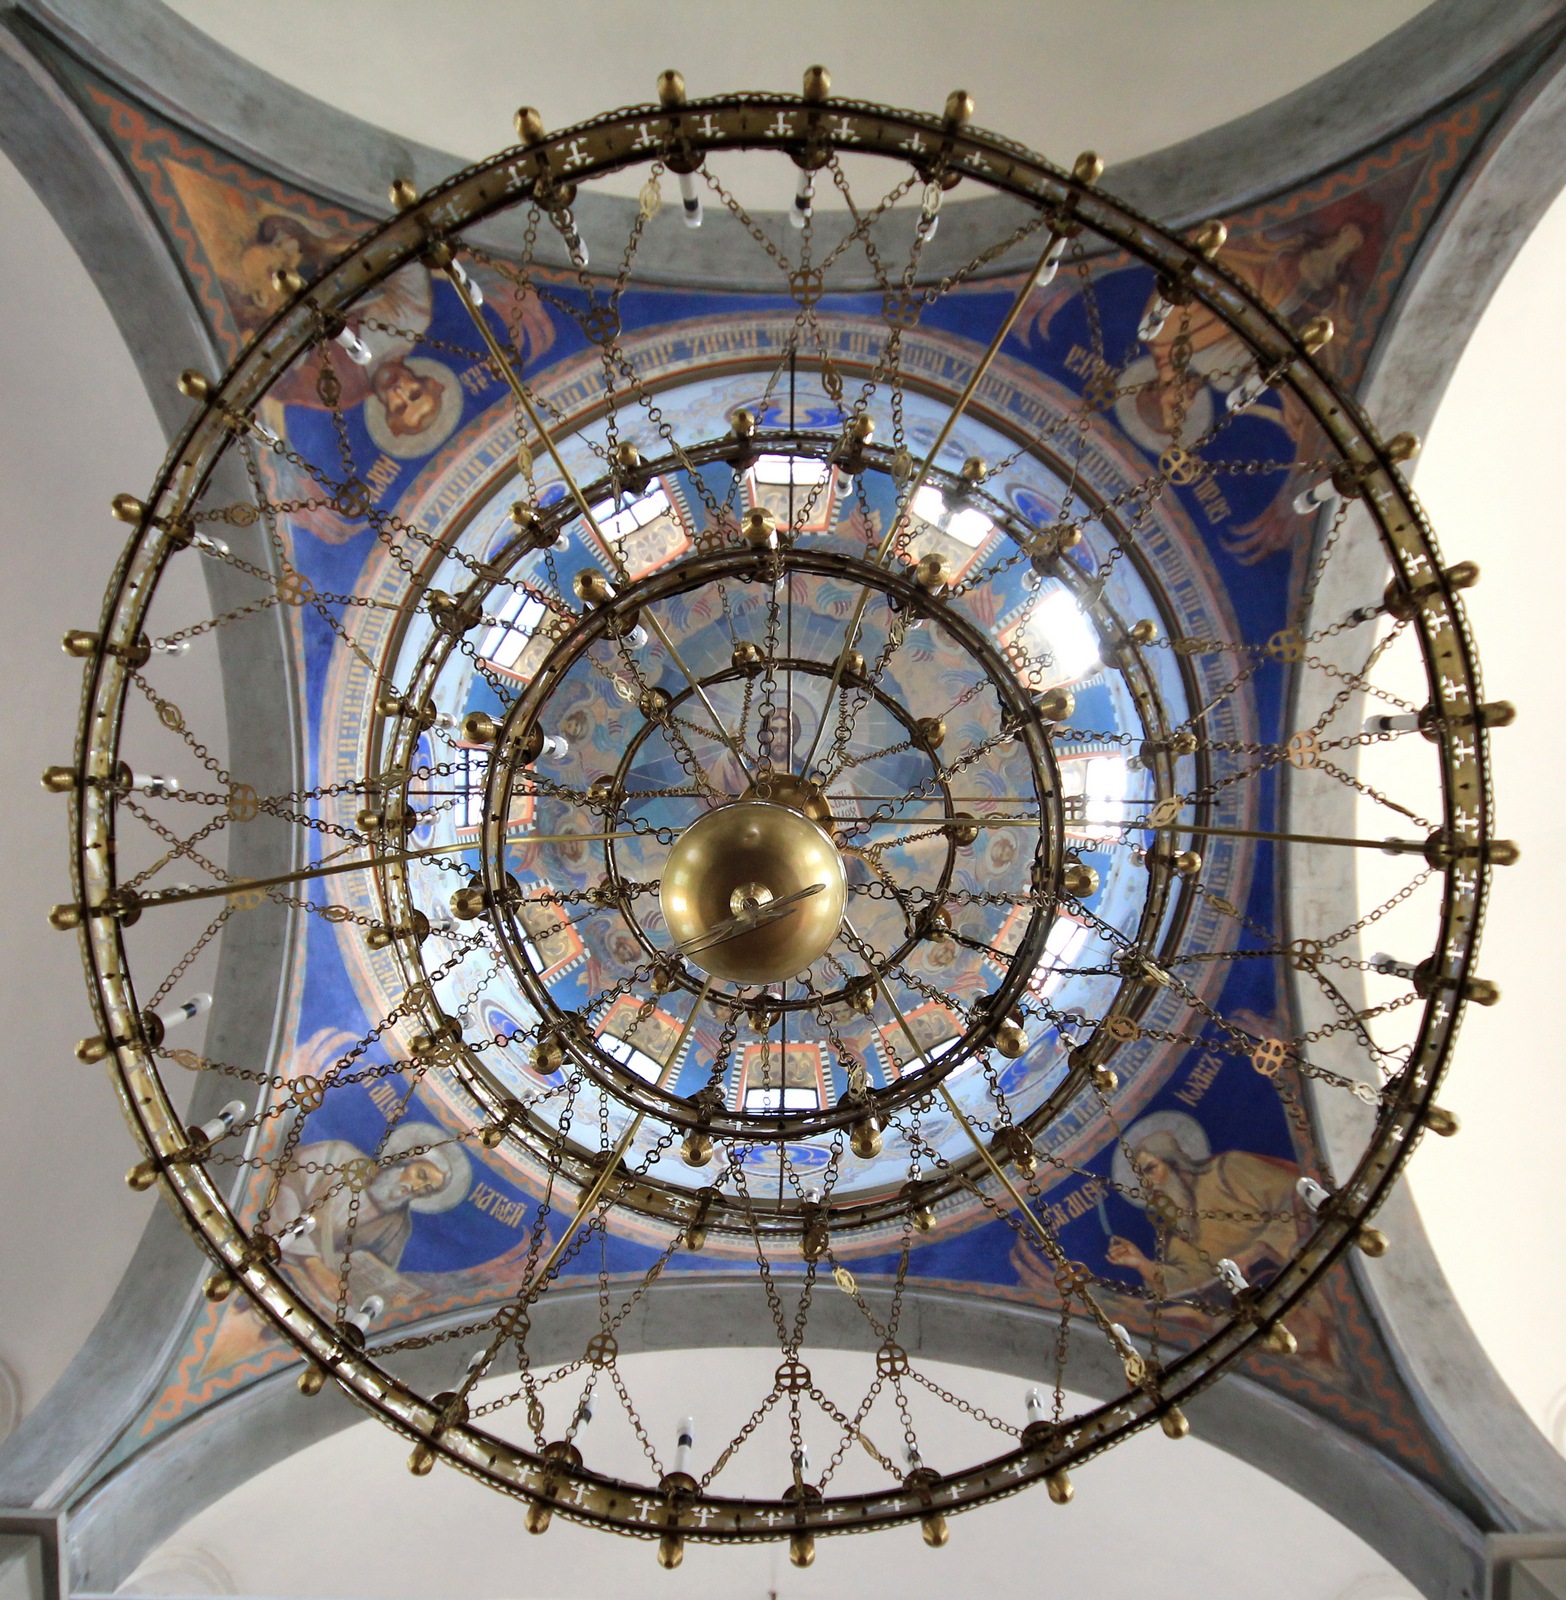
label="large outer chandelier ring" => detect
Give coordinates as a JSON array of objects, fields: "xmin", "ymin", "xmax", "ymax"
[{"xmin": 62, "ymin": 77, "xmax": 1500, "ymax": 1554}]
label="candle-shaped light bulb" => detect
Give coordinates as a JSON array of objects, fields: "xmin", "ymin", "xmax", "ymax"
[
  {"xmin": 347, "ymin": 1293, "xmax": 385, "ymax": 1339},
  {"xmin": 673, "ymin": 1416, "xmax": 695, "ymax": 1477},
  {"xmin": 447, "ymin": 257, "xmax": 484, "ymax": 307},
  {"xmin": 1138, "ymin": 288, "xmax": 1175, "ymax": 344},
  {"xmin": 130, "ymin": 771, "xmax": 181, "ymax": 798},
  {"xmin": 334, "ymin": 324, "xmax": 373, "ymax": 366},
  {"xmin": 193, "ymin": 1098, "xmax": 246, "ymax": 1146},
  {"xmin": 678, "ymin": 172, "xmax": 703, "ymax": 228},
  {"xmin": 790, "ymin": 169, "xmax": 815, "ymax": 229},
  {"xmin": 155, "ymin": 992, "xmax": 211, "ymax": 1035},
  {"xmin": 1024, "ymin": 1386, "xmax": 1048, "ymax": 1426},
  {"xmin": 919, "ymin": 180, "xmax": 943, "ymax": 241},
  {"xmin": 1296, "ymin": 1175, "xmax": 1331, "ymax": 1212}
]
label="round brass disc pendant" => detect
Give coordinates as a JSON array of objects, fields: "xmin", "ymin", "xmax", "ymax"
[{"xmin": 660, "ymin": 801, "xmax": 847, "ymax": 983}]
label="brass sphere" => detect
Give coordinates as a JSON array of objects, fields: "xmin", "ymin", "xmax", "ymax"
[
  {"xmin": 1062, "ymin": 863, "xmax": 1100, "ymax": 899},
  {"xmin": 732, "ymin": 640, "xmax": 762, "ymax": 671},
  {"xmin": 514, "ymin": 106, "xmax": 545, "ymax": 144},
  {"xmin": 946, "ymin": 812, "xmax": 979, "ymax": 846},
  {"xmin": 802, "ymin": 64, "xmax": 832, "ymax": 102},
  {"xmin": 681, "ymin": 1129, "xmax": 714, "ymax": 1168},
  {"xmin": 790, "ymin": 1530, "xmax": 816, "ymax": 1567},
  {"xmin": 75, "ymin": 1035, "xmax": 109, "ymax": 1064},
  {"xmin": 994, "ymin": 1020, "xmax": 1027, "ymax": 1059},
  {"xmin": 1262, "ymin": 1322, "xmax": 1297, "ymax": 1356},
  {"xmin": 1046, "ymin": 1467, "xmax": 1074, "ymax": 1504},
  {"xmin": 1193, "ymin": 219, "xmax": 1227, "ymax": 259},
  {"xmin": 1301, "ymin": 315, "xmax": 1334, "ymax": 353},
  {"xmin": 742, "ymin": 505, "xmax": 778, "ymax": 547},
  {"xmin": 915, "ymin": 553, "xmax": 952, "ymax": 592},
  {"xmin": 657, "ymin": 69, "xmax": 686, "ymax": 108},
  {"xmin": 111, "ymin": 492, "xmax": 146, "ymax": 524},
  {"xmin": 1091, "ymin": 1064, "xmax": 1120, "ymax": 1095},
  {"xmin": 41, "ymin": 765, "xmax": 77, "ymax": 794},
  {"xmin": 462, "ymin": 710, "xmax": 500, "ymax": 744},
  {"xmin": 1072, "ymin": 151, "xmax": 1104, "ymax": 184},
  {"xmin": 916, "ymin": 716, "xmax": 947, "ymax": 749},
  {"xmin": 921, "ymin": 1510, "xmax": 950, "ymax": 1548},
  {"xmin": 388, "ymin": 177, "xmax": 419, "ymax": 211},
  {"xmin": 1034, "ymin": 686, "xmax": 1074, "ymax": 723},
  {"xmin": 944, "ymin": 89, "xmax": 974, "ymax": 127},
  {"xmin": 1357, "ymin": 1226, "xmax": 1390, "ymax": 1258},
  {"xmin": 297, "ymin": 1363, "xmax": 327, "ymax": 1397},
  {"xmin": 50, "ymin": 903, "xmax": 83, "ymax": 931},
  {"xmin": 126, "ymin": 1158, "xmax": 158, "ymax": 1191},
  {"xmin": 409, "ymin": 1442, "xmax": 436, "ymax": 1476},
  {"xmin": 1160, "ymin": 1405, "xmax": 1190, "ymax": 1439},
  {"xmin": 657, "ymin": 1532, "xmax": 685, "ymax": 1569},
  {"xmin": 912, "ymin": 1204, "xmax": 936, "ymax": 1232},
  {"xmin": 1129, "ymin": 618, "xmax": 1159, "ymax": 645},
  {"xmin": 1426, "ymin": 1105, "xmax": 1460, "ymax": 1137},
  {"xmin": 660, "ymin": 802, "xmax": 846, "ymax": 984},
  {"xmin": 850, "ymin": 1119, "xmax": 883, "ymax": 1160},
  {"xmin": 203, "ymin": 1270, "xmax": 233, "ymax": 1302},
  {"xmin": 177, "ymin": 369, "xmax": 213, "ymax": 402}
]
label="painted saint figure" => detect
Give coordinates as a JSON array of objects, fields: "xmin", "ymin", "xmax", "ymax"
[{"xmin": 1106, "ymin": 1114, "xmax": 1300, "ymax": 1298}]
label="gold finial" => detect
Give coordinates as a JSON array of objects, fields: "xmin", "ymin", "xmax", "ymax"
[
  {"xmin": 1300, "ymin": 315, "xmax": 1334, "ymax": 354},
  {"xmin": 1193, "ymin": 219, "xmax": 1227, "ymax": 259},
  {"xmin": 177, "ymin": 370, "xmax": 213, "ymax": 401},
  {"xmin": 111, "ymin": 493, "xmax": 145, "ymax": 524},
  {"xmin": 514, "ymin": 106, "xmax": 546, "ymax": 145},
  {"xmin": 388, "ymin": 178, "xmax": 419, "ymax": 211},
  {"xmin": 1072, "ymin": 151, "xmax": 1104, "ymax": 185},
  {"xmin": 658, "ymin": 70, "xmax": 687, "ymax": 108},
  {"xmin": 944, "ymin": 89, "xmax": 974, "ymax": 127},
  {"xmin": 803, "ymin": 65, "xmax": 832, "ymax": 102}
]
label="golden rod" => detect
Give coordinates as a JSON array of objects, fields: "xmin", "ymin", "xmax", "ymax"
[
  {"xmin": 139, "ymin": 833, "xmax": 649, "ymax": 907},
  {"xmin": 798, "ymin": 224, "xmax": 1069, "ymax": 775},
  {"xmin": 452, "ymin": 978, "xmax": 712, "ymax": 1405},
  {"xmin": 441, "ymin": 262, "xmax": 754, "ymax": 780},
  {"xmin": 1150, "ymin": 821, "xmax": 1425, "ymax": 854}
]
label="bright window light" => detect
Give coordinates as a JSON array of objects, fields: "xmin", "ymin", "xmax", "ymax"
[
  {"xmin": 1030, "ymin": 586, "xmax": 1100, "ymax": 682},
  {"xmin": 590, "ymin": 485, "xmax": 672, "ymax": 541},
  {"xmin": 1035, "ymin": 917, "xmax": 1089, "ymax": 995},
  {"xmin": 910, "ymin": 484, "xmax": 994, "ymax": 548},
  {"xmin": 754, "ymin": 454, "xmax": 830, "ymax": 487},
  {"xmin": 1084, "ymin": 755, "xmax": 1129, "ymax": 833},
  {"xmin": 743, "ymin": 1086, "xmax": 822, "ymax": 1113},
  {"xmin": 600, "ymin": 1032, "xmax": 664, "ymax": 1083},
  {"xmin": 479, "ymin": 590, "xmax": 545, "ymax": 671},
  {"xmin": 454, "ymin": 746, "xmax": 488, "ymax": 829}
]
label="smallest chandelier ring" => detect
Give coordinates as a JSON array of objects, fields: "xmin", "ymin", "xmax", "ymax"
[{"xmin": 480, "ymin": 545, "xmax": 1064, "ymax": 1143}]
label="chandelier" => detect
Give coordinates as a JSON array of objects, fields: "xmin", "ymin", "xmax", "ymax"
[{"xmin": 50, "ymin": 67, "xmax": 1512, "ymax": 1567}]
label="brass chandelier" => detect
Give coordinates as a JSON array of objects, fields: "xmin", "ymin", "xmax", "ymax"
[{"xmin": 50, "ymin": 67, "xmax": 1512, "ymax": 1567}]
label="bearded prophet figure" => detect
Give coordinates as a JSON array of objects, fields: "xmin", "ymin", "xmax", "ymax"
[
  {"xmin": 1106, "ymin": 1130, "xmax": 1300, "ymax": 1298},
  {"xmin": 273, "ymin": 1138, "xmax": 450, "ymax": 1285}
]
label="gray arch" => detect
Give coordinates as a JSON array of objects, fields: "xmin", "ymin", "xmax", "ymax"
[
  {"xmin": 1286, "ymin": 19, "xmax": 1566, "ymax": 1585},
  {"xmin": 63, "ymin": 1280, "xmax": 1488, "ymax": 1600}
]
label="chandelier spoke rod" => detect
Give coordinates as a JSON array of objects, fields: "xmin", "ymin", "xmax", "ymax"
[
  {"xmin": 1147, "ymin": 821, "xmax": 1428, "ymax": 854},
  {"xmin": 449, "ymin": 978, "xmax": 715, "ymax": 1414},
  {"xmin": 798, "ymin": 223, "xmax": 1068, "ymax": 775},
  {"xmin": 134, "ymin": 833, "xmax": 651, "ymax": 907},
  {"xmin": 442, "ymin": 261, "xmax": 755, "ymax": 783},
  {"xmin": 855, "ymin": 936, "xmax": 1126, "ymax": 1344}
]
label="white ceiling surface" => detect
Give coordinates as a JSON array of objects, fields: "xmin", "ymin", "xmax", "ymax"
[
  {"xmin": 163, "ymin": 0, "xmax": 1430, "ymax": 183},
  {"xmin": 0, "ymin": 153, "xmax": 224, "ymax": 1426},
  {"xmin": 137, "ymin": 1349, "xmax": 1413, "ymax": 1600},
  {"xmin": 1400, "ymin": 182, "xmax": 1566, "ymax": 1446}
]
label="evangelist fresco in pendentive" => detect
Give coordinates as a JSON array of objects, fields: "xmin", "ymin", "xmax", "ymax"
[{"xmin": 84, "ymin": 66, "xmax": 1487, "ymax": 1478}]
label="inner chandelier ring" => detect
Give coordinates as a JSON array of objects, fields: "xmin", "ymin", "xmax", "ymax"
[
  {"xmin": 471, "ymin": 541, "xmax": 1064, "ymax": 1143},
  {"xmin": 62, "ymin": 67, "xmax": 1508, "ymax": 1557}
]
